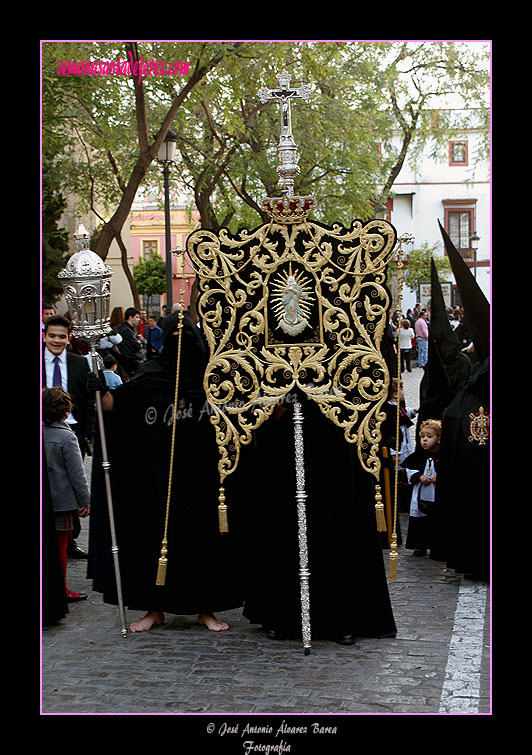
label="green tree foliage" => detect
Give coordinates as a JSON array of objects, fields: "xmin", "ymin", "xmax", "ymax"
[
  {"xmin": 42, "ymin": 40, "xmax": 247, "ymax": 259},
  {"xmin": 42, "ymin": 153, "xmax": 70, "ymax": 304},
  {"xmin": 378, "ymin": 41, "xmax": 490, "ymax": 197},
  {"xmin": 403, "ymin": 242, "xmax": 452, "ymax": 294},
  {"xmin": 133, "ymin": 250, "xmax": 166, "ymax": 298},
  {"xmin": 174, "ymin": 41, "xmax": 397, "ymax": 231},
  {"xmin": 42, "ymin": 40, "xmax": 490, "ymax": 297}
]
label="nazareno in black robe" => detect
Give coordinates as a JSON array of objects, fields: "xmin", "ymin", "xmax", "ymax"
[
  {"xmin": 87, "ymin": 314, "xmax": 244, "ymax": 616},
  {"xmin": 430, "ymin": 223, "xmax": 490, "ymax": 579},
  {"xmin": 227, "ymin": 390, "xmax": 397, "ymax": 641},
  {"xmin": 429, "ymin": 358, "xmax": 490, "ymax": 579}
]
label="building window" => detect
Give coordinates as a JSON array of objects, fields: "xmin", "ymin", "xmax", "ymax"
[
  {"xmin": 448, "ymin": 210, "xmax": 471, "ymax": 250},
  {"xmin": 449, "ymin": 141, "xmax": 468, "ymax": 166},
  {"xmin": 143, "ymin": 240, "xmax": 158, "ymax": 257},
  {"xmin": 442, "ymin": 199, "xmax": 477, "ymax": 258}
]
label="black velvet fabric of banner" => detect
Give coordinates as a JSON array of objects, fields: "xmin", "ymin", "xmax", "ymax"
[{"xmin": 227, "ymin": 391, "xmax": 397, "ymax": 641}]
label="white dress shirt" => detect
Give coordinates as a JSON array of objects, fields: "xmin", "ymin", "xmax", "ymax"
[{"xmin": 43, "ymin": 347, "xmax": 76, "ymax": 424}]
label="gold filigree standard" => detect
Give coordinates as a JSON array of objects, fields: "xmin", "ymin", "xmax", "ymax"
[{"xmin": 187, "ymin": 216, "xmax": 398, "ymax": 530}]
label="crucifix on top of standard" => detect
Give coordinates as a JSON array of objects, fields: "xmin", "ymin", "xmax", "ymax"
[{"xmin": 258, "ymin": 70, "xmax": 311, "ymax": 199}]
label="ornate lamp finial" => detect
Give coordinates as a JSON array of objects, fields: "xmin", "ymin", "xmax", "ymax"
[
  {"xmin": 58, "ymin": 220, "xmax": 113, "ymax": 344},
  {"xmin": 73, "ymin": 214, "xmax": 91, "ymax": 251},
  {"xmin": 258, "ymin": 70, "xmax": 315, "ymax": 222}
]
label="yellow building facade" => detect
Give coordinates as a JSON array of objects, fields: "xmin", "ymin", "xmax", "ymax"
[{"xmin": 129, "ymin": 205, "xmax": 200, "ymax": 312}]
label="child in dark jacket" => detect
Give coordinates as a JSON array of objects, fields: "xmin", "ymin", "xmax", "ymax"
[
  {"xmin": 42, "ymin": 387, "xmax": 91, "ymax": 602},
  {"xmin": 403, "ymin": 419, "xmax": 441, "ymax": 557}
]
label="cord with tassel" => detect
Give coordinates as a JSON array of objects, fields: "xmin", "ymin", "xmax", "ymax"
[
  {"xmin": 218, "ymin": 486, "xmax": 229, "ymax": 533},
  {"xmin": 388, "ymin": 233, "xmax": 413, "ymax": 580},
  {"xmin": 375, "ymin": 484, "xmax": 387, "ymax": 531},
  {"xmin": 156, "ymin": 250, "xmax": 186, "ymax": 586}
]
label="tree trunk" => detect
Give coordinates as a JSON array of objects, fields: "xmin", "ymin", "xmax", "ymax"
[
  {"xmin": 195, "ymin": 190, "xmax": 221, "ymax": 232},
  {"xmin": 114, "ymin": 230, "xmax": 140, "ymax": 308},
  {"xmin": 380, "ymin": 93, "xmax": 421, "ymax": 203},
  {"xmin": 95, "ymin": 160, "xmax": 151, "ymax": 262},
  {"xmin": 380, "ymin": 128, "xmax": 414, "ymax": 202}
]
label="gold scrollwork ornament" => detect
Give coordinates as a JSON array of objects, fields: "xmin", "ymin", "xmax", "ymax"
[{"xmin": 188, "ymin": 217, "xmax": 399, "ymax": 537}]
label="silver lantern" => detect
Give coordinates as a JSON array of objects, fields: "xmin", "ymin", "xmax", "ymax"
[{"xmin": 58, "ymin": 220, "xmax": 112, "ymax": 346}]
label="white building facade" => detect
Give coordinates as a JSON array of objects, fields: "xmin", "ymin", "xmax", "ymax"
[{"xmin": 384, "ymin": 115, "xmax": 490, "ymax": 312}]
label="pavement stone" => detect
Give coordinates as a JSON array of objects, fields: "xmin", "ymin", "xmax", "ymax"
[{"xmin": 41, "ymin": 366, "xmax": 491, "ymax": 728}]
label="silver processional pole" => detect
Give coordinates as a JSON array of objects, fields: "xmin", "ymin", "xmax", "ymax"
[
  {"xmin": 259, "ymin": 72, "xmax": 314, "ymax": 654},
  {"xmin": 292, "ymin": 400, "xmax": 312, "ymax": 654},
  {"xmin": 58, "ymin": 218, "xmax": 128, "ymax": 637}
]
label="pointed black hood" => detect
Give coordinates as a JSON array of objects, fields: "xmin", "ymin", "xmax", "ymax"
[
  {"xmin": 429, "ymin": 257, "xmax": 471, "ymax": 395},
  {"xmin": 418, "ymin": 330, "xmax": 451, "ymax": 424},
  {"xmin": 438, "ymin": 220, "xmax": 490, "ymax": 363}
]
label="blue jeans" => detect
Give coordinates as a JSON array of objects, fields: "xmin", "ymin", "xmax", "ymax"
[{"xmin": 416, "ymin": 336, "xmax": 428, "ymax": 367}]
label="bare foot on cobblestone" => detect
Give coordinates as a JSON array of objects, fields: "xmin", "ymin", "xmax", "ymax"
[
  {"xmin": 129, "ymin": 611, "xmax": 165, "ymax": 632},
  {"xmin": 197, "ymin": 613, "xmax": 229, "ymax": 631}
]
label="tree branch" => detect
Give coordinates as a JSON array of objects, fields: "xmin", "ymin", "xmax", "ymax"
[
  {"xmin": 125, "ymin": 42, "xmax": 150, "ymax": 154},
  {"xmin": 223, "ymin": 170, "xmax": 268, "ymax": 222},
  {"xmin": 107, "ymin": 149, "xmax": 126, "ymax": 194}
]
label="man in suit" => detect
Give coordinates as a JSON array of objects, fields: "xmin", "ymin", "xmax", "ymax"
[
  {"xmin": 117, "ymin": 307, "xmax": 145, "ymax": 378},
  {"xmin": 42, "ymin": 302, "xmax": 56, "ymax": 330},
  {"xmin": 42, "ymin": 314, "xmax": 95, "ymax": 558}
]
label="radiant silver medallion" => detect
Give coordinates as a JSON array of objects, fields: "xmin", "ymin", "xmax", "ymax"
[{"xmin": 270, "ymin": 269, "xmax": 315, "ymax": 337}]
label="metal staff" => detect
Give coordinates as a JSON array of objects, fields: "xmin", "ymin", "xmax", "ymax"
[
  {"xmin": 89, "ymin": 347, "xmax": 127, "ymax": 636},
  {"xmin": 58, "ymin": 219, "xmax": 127, "ymax": 637},
  {"xmin": 389, "ymin": 232, "xmax": 415, "ymax": 581},
  {"xmin": 292, "ymin": 400, "xmax": 312, "ymax": 655}
]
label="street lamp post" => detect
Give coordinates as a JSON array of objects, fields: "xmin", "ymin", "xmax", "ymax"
[
  {"xmin": 157, "ymin": 130, "xmax": 178, "ymax": 310},
  {"xmin": 470, "ymin": 231, "xmax": 480, "ymax": 279}
]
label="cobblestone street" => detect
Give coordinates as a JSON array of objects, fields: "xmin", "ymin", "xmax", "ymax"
[{"xmin": 41, "ymin": 366, "xmax": 491, "ymax": 730}]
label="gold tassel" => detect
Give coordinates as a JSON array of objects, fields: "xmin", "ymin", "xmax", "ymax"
[
  {"xmin": 389, "ymin": 536, "xmax": 398, "ymax": 581},
  {"xmin": 156, "ymin": 537, "xmax": 168, "ymax": 586},
  {"xmin": 218, "ymin": 487, "xmax": 229, "ymax": 533},
  {"xmin": 388, "ymin": 553, "xmax": 398, "ymax": 581},
  {"xmin": 374, "ymin": 484, "xmax": 387, "ymax": 532}
]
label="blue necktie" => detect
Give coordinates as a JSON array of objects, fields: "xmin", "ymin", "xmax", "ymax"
[{"xmin": 52, "ymin": 356, "xmax": 62, "ymax": 388}]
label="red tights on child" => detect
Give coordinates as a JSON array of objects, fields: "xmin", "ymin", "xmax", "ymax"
[{"xmin": 56, "ymin": 531, "xmax": 70, "ymax": 597}]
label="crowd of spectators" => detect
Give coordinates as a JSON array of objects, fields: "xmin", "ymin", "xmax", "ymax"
[{"xmin": 389, "ymin": 302, "xmax": 466, "ymax": 372}]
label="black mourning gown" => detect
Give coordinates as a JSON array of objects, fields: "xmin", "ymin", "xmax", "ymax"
[
  {"xmin": 88, "ymin": 316, "xmax": 244, "ymax": 615},
  {"xmin": 430, "ymin": 358, "xmax": 490, "ymax": 579}
]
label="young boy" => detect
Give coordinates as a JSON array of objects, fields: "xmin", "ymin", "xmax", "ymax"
[
  {"xmin": 102, "ymin": 353, "xmax": 123, "ymax": 389},
  {"xmin": 403, "ymin": 419, "xmax": 441, "ymax": 557}
]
